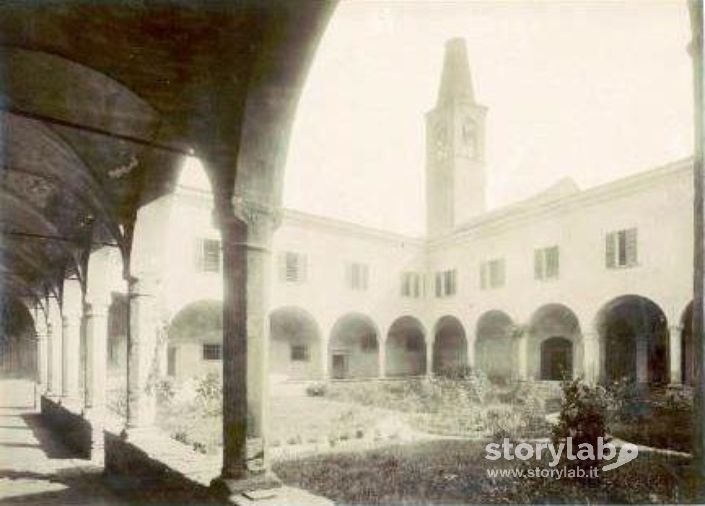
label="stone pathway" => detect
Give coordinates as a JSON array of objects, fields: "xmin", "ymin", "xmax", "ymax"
[{"xmin": 0, "ymin": 378, "xmax": 130, "ymax": 505}]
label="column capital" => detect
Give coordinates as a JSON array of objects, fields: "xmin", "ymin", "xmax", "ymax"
[
  {"xmin": 582, "ymin": 332, "xmax": 598, "ymax": 342},
  {"xmin": 215, "ymin": 196, "xmax": 281, "ymax": 251},
  {"xmin": 232, "ymin": 196, "xmax": 281, "ymax": 228},
  {"xmin": 62, "ymin": 311, "xmax": 82, "ymax": 324},
  {"xmin": 84, "ymin": 300, "xmax": 110, "ymax": 318}
]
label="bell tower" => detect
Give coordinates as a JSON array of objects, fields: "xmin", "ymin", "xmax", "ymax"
[{"xmin": 426, "ymin": 38, "xmax": 487, "ymax": 236}]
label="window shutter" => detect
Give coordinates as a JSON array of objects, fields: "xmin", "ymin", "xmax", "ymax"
[
  {"xmin": 435, "ymin": 272, "xmax": 442, "ymax": 297},
  {"xmin": 400, "ymin": 272, "xmax": 408, "ymax": 296},
  {"xmin": 606, "ymin": 232, "xmax": 616, "ymax": 268},
  {"xmin": 362, "ymin": 264, "xmax": 369, "ymax": 290},
  {"xmin": 480, "ymin": 263, "xmax": 487, "ymax": 289},
  {"xmin": 534, "ymin": 249, "xmax": 543, "ymax": 280},
  {"xmin": 498, "ymin": 260, "xmax": 505, "ymax": 287},
  {"xmin": 626, "ymin": 228, "xmax": 637, "ymax": 265},
  {"xmin": 548, "ymin": 247, "xmax": 559, "ymax": 278},
  {"xmin": 618, "ymin": 230, "xmax": 627, "ymax": 266}
]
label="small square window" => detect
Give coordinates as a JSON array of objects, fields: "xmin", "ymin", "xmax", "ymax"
[
  {"xmin": 202, "ymin": 343, "xmax": 222, "ymax": 361},
  {"xmin": 291, "ymin": 344, "xmax": 309, "ymax": 362}
]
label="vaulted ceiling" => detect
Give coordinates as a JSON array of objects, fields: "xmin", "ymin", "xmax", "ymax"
[{"xmin": 0, "ymin": 1, "xmax": 335, "ymax": 304}]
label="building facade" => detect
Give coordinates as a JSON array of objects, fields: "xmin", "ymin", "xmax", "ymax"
[{"xmin": 117, "ymin": 38, "xmax": 694, "ymax": 388}]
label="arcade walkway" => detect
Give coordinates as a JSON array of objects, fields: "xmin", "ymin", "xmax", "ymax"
[{"xmin": 0, "ymin": 379, "xmax": 130, "ymax": 505}]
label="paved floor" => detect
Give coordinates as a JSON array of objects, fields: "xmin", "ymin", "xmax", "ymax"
[
  {"xmin": 0, "ymin": 379, "xmax": 333, "ymax": 506},
  {"xmin": 0, "ymin": 378, "xmax": 130, "ymax": 505}
]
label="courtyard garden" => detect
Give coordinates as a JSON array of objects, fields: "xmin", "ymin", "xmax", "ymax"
[
  {"xmin": 605, "ymin": 381, "xmax": 693, "ymax": 453},
  {"xmin": 108, "ymin": 371, "xmax": 701, "ymax": 503},
  {"xmin": 150, "ymin": 370, "xmax": 559, "ymax": 456},
  {"xmin": 273, "ymin": 439, "xmax": 699, "ymax": 504}
]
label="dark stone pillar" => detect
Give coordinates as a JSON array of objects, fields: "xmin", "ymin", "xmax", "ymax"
[{"xmin": 212, "ymin": 197, "xmax": 280, "ymax": 496}]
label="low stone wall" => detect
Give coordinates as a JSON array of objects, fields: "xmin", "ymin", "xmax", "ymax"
[
  {"xmin": 104, "ymin": 428, "xmax": 218, "ymax": 502},
  {"xmin": 40, "ymin": 396, "xmax": 92, "ymax": 457}
]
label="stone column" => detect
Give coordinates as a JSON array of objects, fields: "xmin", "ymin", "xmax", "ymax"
[
  {"xmin": 320, "ymin": 337, "xmax": 329, "ymax": 380},
  {"xmin": 582, "ymin": 333, "xmax": 600, "ymax": 384},
  {"xmin": 125, "ymin": 275, "xmax": 160, "ymax": 430},
  {"xmin": 84, "ymin": 298, "xmax": 110, "ymax": 464},
  {"xmin": 467, "ymin": 335, "xmax": 476, "ymax": 371},
  {"xmin": 62, "ymin": 279, "xmax": 83, "ymax": 406},
  {"xmin": 517, "ymin": 331, "xmax": 529, "ymax": 380},
  {"xmin": 34, "ymin": 307, "xmax": 49, "ymax": 393},
  {"xmin": 426, "ymin": 338, "xmax": 434, "ymax": 377},
  {"xmin": 46, "ymin": 297, "xmax": 63, "ymax": 397},
  {"xmin": 378, "ymin": 338, "xmax": 386, "ymax": 378},
  {"xmin": 635, "ymin": 334, "xmax": 649, "ymax": 384},
  {"xmin": 215, "ymin": 198, "xmax": 280, "ymax": 489},
  {"xmin": 669, "ymin": 325, "xmax": 683, "ymax": 385}
]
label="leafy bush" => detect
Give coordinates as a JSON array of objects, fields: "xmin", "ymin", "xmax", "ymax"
[
  {"xmin": 305, "ymin": 382, "xmax": 328, "ymax": 397},
  {"xmin": 440, "ymin": 364, "xmax": 474, "ymax": 380},
  {"xmin": 154, "ymin": 377, "xmax": 176, "ymax": 405},
  {"xmin": 195, "ymin": 372, "xmax": 222, "ymax": 414},
  {"xmin": 552, "ymin": 378, "xmax": 608, "ymax": 471},
  {"xmin": 606, "ymin": 383, "xmax": 694, "ymax": 453}
]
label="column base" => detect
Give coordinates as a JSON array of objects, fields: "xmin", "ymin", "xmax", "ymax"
[
  {"xmin": 120, "ymin": 425, "xmax": 160, "ymax": 441},
  {"xmin": 210, "ymin": 471, "xmax": 282, "ymax": 503},
  {"xmin": 58, "ymin": 396, "xmax": 83, "ymax": 414}
]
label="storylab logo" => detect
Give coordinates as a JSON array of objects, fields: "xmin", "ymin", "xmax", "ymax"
[{"xmin": 485, "ymin": 437, "xmax": 639, "ymax": 472}]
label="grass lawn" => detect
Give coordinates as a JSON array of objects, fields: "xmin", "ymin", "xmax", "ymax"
[
  {"xmin": 609, "ymin": 405, "xmax": 693, "ymax": 453},
  {"xmin": 155, "ymin": 394, "xmax": 409, "ymax": 454},
  {"xmin": 274, "ymin": 439, "xmax": 701, "ymax": 504}
]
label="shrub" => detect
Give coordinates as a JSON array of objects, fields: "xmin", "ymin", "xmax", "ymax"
[
  {"xmin": 440, "ymin": 364, "xmax": 474, "ymax": 380},
  {"xmin": 154, "ymin": 377, "xmax": 176, "ymax": 405},
  {"xmin": 305, "ymin": 382, "xmax": 328, "ymax": 397},
  {"xmin": 195, "ymin": 372, "xmax": 223, "ymax": 414},
  {"xmin": 552, "ymin": 378, "xmax": 608, "ymax": 471}
]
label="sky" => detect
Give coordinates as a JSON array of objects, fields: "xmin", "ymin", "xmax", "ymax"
[{"xmin": 281, "ymin": 0, "xmax": 694, "ymax": 236}]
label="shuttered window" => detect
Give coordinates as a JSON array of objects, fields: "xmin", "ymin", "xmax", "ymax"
[
  {"xmin": 401, "ymin": 272, "xmax": 423, "ymax": 298},
  {"xmin": 535, "ymin": 246, "xmax": 559, "ymax": 280},
  {"xmin": 434, "ymin": 269, "xmax": 457, "ymax": 297},
  {"xmin": 480, "ymin": 258, "xmax": 505, "ymax": 289},
  {"xmin": 606, "ymin": 228, "xmax": 637, "ymax": 268},
  {"xmin": 195, "ymin": 238, "xmax": 221, "ymax": 273},
  {"xmin": 346, "ymin": 262, "xmax": 369, "ymax": 291},
  {"xmin": 279, "ymin": 251, "xmax": 308, "ymax": 283}
]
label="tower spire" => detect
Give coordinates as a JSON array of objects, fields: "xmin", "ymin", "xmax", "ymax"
[{"xmin": 437, "ymin": 37, "xmax": 475, "ymax": 106}]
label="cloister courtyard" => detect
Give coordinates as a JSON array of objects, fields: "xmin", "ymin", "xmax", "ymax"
[{"xmin": 0, "ymin": 1, "xmax": 703, "ymax": 505}]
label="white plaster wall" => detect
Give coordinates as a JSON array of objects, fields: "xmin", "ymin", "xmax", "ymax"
[
  {"xmin": 428, "ymin": 161, "xmax": 693, "ymax": 377},
  {"xmin": 158, "ymin": 160, "xmax": 693, "ymax": 381}
]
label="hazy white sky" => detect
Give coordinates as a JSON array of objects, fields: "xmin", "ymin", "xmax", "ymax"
[{"xmin": 282, "ymin": 0, "xmax": 694, "ymax": 236}]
